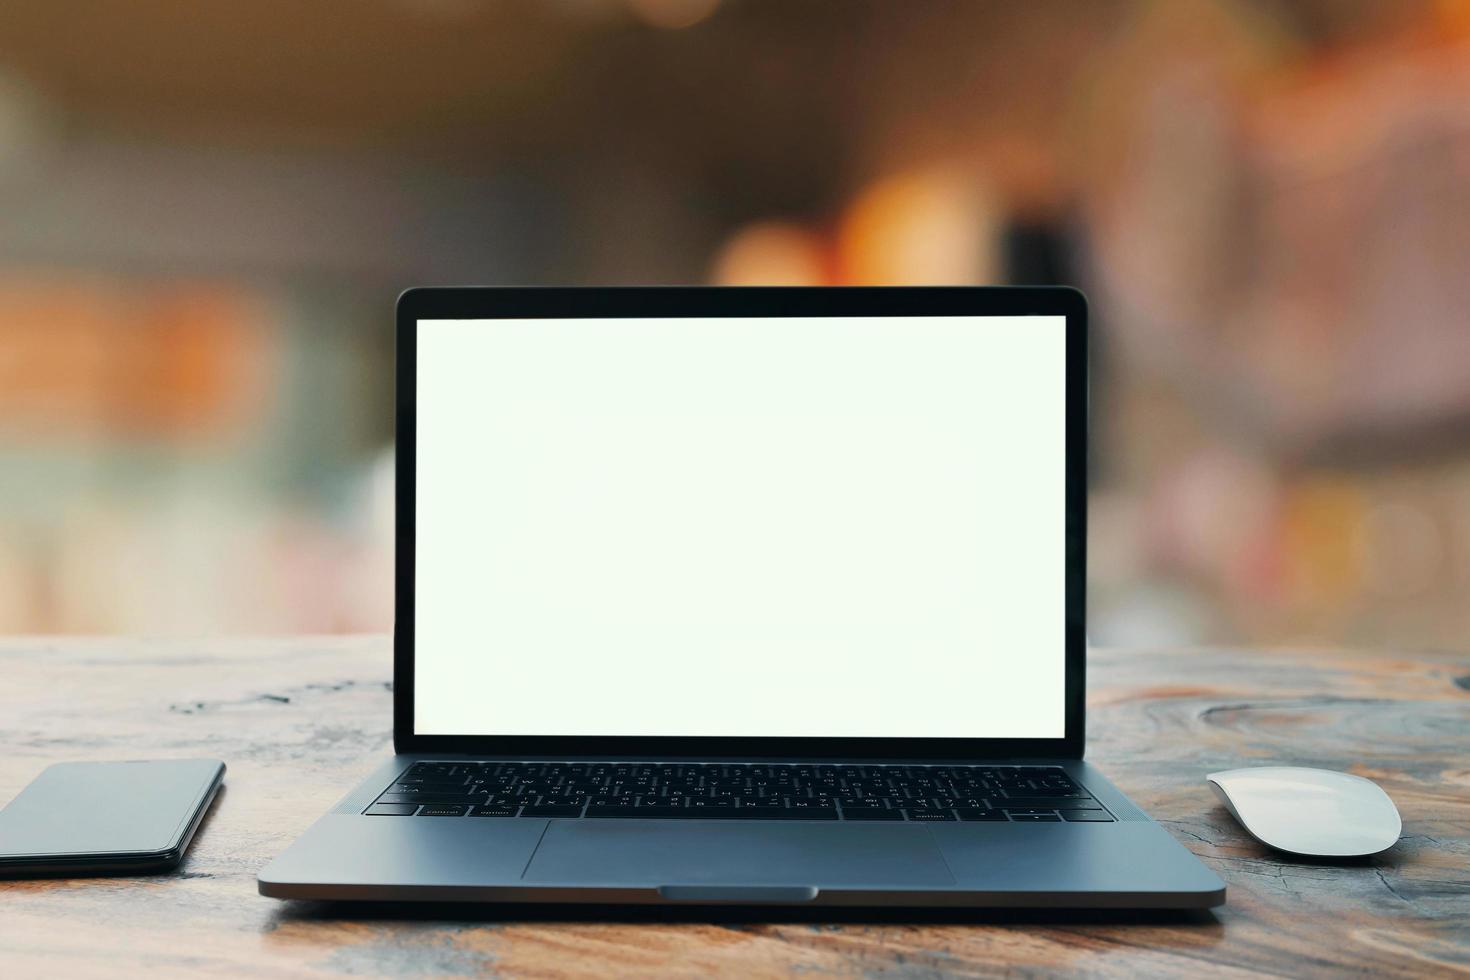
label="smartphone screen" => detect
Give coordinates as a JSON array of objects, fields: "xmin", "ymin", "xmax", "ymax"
[{"xmin": 0, "ymin": 759, "xmax": 224, "ymax": 875}]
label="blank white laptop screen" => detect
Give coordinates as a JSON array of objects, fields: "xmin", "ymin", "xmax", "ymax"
[{"xmin": 414, "ymin": 316, "xmax": 1066, "ymax": 739}]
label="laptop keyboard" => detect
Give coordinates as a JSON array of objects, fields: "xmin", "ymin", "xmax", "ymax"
[{"xmin": 364, "ymin": 762, "xmax": 1114, "ymax": 822}]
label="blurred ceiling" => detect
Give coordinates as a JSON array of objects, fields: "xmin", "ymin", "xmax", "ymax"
[{"xmin": 0, "ymin": 2, "xmax": 1119, "ymax": 207}]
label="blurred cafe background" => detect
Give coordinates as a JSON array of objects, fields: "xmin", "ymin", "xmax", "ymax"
[{"xmin": 2, "ymin": 0, "xmax": 1469, "ymax": 650}]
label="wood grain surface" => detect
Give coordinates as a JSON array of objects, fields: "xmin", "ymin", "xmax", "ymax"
[{"xmin": 0, "ymin": 638, "xmax": 1466, "ymax": 978}]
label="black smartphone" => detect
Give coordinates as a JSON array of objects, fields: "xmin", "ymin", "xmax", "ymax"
[{"xmin": 0, "ymin": 759, "xmax": 225, "ymax": 877}]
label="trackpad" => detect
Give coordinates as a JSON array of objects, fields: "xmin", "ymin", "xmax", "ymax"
[{"xmin": 522, "ymin": 820, "xmax": 955, "ymax": 888}]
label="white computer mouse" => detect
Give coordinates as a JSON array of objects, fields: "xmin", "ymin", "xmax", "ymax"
[{"xmin": 1207, "ymin": 767, "xmax": 1402, "ymax": 858}]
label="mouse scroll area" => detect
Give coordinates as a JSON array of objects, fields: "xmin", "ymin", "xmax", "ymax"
[{"xmin": 1207, "ymin": 767, "xmax": 1402, "ymax": 858}]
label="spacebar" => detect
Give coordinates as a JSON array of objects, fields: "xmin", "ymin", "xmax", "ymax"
[{"xmin": 585, "ymin": 807, "xmax": 837, "ymax": 820}]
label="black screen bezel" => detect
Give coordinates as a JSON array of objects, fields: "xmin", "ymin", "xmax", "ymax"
[{"xmin": 394, "ymin": 286, "xmax": 1087, "ymax": 760}]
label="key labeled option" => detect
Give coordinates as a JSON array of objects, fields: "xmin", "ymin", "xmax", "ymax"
[{"xmin": 470, "ymin": 806, "xmax": 519, "ymax": 817}]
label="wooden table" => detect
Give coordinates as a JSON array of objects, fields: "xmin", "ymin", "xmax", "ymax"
[{"xmin": 1, "ymin": 639, "xmax": 1466, "ymax": 977}]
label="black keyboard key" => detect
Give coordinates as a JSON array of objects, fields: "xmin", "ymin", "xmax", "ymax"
[
  {"xmin": 1014, "ymin": 787, "xmax": 1089, "ymax": 797},
  {"xmin": 1003, "ymin": 808, "xmax": 1060, "ymax": 817},
  {"xmin": 593, "ymin": 805, "xmax": 832, "ymax": 821},
  {"xmin": 842, "ymin": 808, "xmax": 903, "ymax": 821},
  {"xmin": 391, "ymin": 780, "xmax": 466, "ymax": 792},
  {"xmin": 376, "ymin": 792, "xmax": 473, "ymax": 806},
  {"xmin": 388, "ymin": 785, "xmax": 478, "ymax": 798},
  {"xmin": 364, "ymin": 803, "xmax": 418, "ymax": 816},
  {"xmin": 1009, "ymin": 813, "xmax": 1062, "ymax": 822},
  {"xmin": 1001, "ymin": 796, "xmax": 1092, "ymax": 807},
  {"xmin": 470, "ymin": 805, "xmax": 520, "ymax": 817},
  {"xmin": 521, "ymin": 804, "xmax": 584, "ymax": 818},
  {"xmin": 418, "ymin": 804, "xmax": 468, "ymax": 817},
  {"xmin": 1060, "ymin": 810, "xmax": 1114, "ymax": 822},
  {"xmin": 904, "ymin": 810, "xmax": 958, "ymax": 822}
]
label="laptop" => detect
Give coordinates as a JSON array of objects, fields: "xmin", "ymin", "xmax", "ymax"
[{"xmin": 258, "ymin": 286, "xmax": 1225, "ymax": 908}]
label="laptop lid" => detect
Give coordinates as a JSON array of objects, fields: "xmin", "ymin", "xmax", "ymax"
[{"xmin": 395, "ymin": 287, "xmax": 1086, "ymax": 760}]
